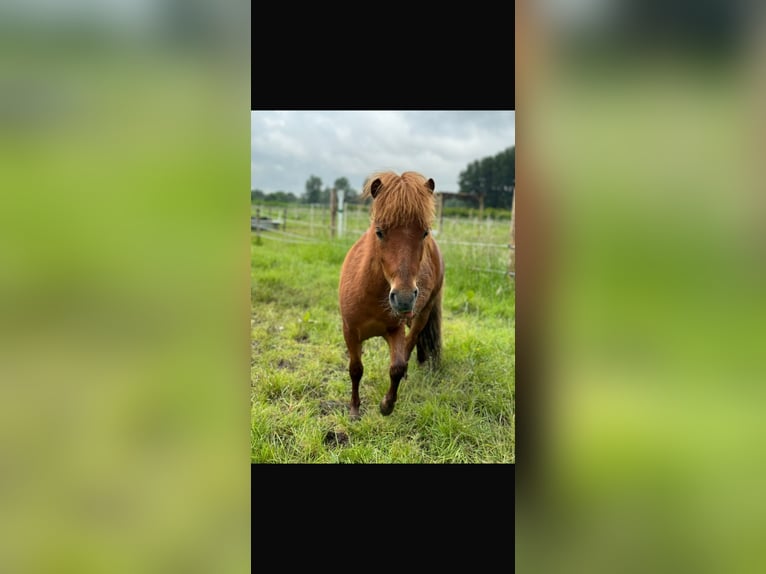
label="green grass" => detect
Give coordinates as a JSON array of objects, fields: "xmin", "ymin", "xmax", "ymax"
[{"xmin": 251, "ymin": 209, "xmax": 514, "ymax": 463}]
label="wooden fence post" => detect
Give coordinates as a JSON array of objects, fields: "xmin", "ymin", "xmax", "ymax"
[{"xmin": 330, "ymin": 188, "xmax": 337, "ymax": 239}]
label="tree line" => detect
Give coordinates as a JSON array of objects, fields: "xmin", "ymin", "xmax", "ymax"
[
  {"xmin": 251, "ymin": 146, "xmax": 514, "ymax": 208},
  {"xmin": 457, "ymin": 146, "xmax": 515, "ymax": 209},
  {"xmin": 251, "ymin": 176, "xmax": 358, "ymax": 205}
]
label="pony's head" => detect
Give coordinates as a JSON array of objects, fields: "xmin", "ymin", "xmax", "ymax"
[{"xmin": 363, "ymin": 171, "xmax": 436, "ymax": 317}]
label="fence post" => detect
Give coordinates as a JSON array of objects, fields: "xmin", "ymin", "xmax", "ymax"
[
  {"xmin": 330, "ymin": 188, "xmax": 337, "ymax": 239},
  {"xmin": 283, "ymin": 207, "xmax": 287, "ymax": 231},
  {"xmin": 255, "ymin": 207, "xmax": 261, "ymax": 240}
]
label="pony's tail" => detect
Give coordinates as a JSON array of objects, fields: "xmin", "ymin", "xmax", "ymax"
[{"xmin": 416, "ymin": 298, "xmax": 442, "ymax": 367}]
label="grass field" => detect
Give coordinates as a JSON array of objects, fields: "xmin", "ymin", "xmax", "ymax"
[{"xmin": 251, "ymin": 205, "xmax": 515, "ymax": 463}]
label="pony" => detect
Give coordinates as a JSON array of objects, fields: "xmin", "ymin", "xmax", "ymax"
[{"xmin": 338, "ymin": 171, "xmax": 444, "ymax": 419}]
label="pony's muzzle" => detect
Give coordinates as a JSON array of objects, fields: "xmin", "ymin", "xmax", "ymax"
[{"xmin": 389, "ymin": 287, "xmax": 418, "ymax": 314}]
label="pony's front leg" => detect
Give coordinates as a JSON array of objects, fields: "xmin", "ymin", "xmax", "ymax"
[
  {"xmin": 344, "ymin": 334, "xmax": 364, "ymax": 420},
  {"xmin": 381, "ymin": 328, "xmax": 408, "ymax": 416}
]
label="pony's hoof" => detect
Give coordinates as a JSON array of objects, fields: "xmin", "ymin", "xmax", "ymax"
[
  {"xmin": 349, "ymin": 406, "xmax": 360, "ymax": 420},
  {"xmin": 379, "ymin": 398, "xmax": 395, "ymax": 416}
]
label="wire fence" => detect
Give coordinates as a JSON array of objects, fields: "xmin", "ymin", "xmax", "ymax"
[{"xmin": 252, "ymin": 203, "xmax": 514, "ymax": 278}]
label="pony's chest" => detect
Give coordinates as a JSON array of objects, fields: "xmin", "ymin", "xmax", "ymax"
[{"xmin": 354, "ymin": 313, "xmax": 405, "ymax": 340}]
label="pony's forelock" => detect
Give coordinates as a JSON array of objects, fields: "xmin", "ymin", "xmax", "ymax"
[{"xmin": 363, "ymin": 171, "xmax": 435, "ymax": 230}]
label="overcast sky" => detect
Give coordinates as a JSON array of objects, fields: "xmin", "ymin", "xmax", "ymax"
[{"xmin": 251, "ymin": 111, "xmax": 515, "ymax": 196}]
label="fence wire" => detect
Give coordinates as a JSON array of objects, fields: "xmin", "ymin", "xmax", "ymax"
[{"xmin": 252, "ymin": 205, "xmax": 514, "ymax": 275}]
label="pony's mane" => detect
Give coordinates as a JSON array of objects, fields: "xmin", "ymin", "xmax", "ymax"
[{"xmin": 362, "ymin": 171, "xmax": 436, "ymax": 230}]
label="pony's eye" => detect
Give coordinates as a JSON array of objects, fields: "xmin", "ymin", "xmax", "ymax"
[
  {"xmin": 423, "ymin": 230, "xmax": 429, "ymax": 238},
  {"xmin": 375, "ymin": 228, "xmax": 384, "ymax": 239}
]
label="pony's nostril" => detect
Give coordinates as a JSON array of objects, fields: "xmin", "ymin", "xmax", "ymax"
[
  {"xmin": 413, "ymin": 288, "xmax": 419, "ymax": 299},
  {"xmin": 389, "ymin": 291, "xmax": 397, "ymax": 305}
]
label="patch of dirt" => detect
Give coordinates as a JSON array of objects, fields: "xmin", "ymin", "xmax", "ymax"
[
  {"xmin": 323, "ymin": 430, "xmax": 349, "ymax": 447},
  {"xmin": 276, "ymin": 358, "xmax": 294, "ymax": 370}
]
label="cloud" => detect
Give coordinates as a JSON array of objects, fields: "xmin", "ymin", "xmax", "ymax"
[{"xmin": 251, "ymin": 110, "xmax": 515, "ymax": 194}]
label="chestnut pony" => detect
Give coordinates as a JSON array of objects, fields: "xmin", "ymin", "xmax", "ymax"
[{"xmin": 339, "ymin": 171, "xmax": 444, "ymax": 419}]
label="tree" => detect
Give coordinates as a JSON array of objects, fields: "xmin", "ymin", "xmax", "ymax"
[
  {"xmin": 251, "ymin": 189, "xmax": 265, "ymax": 202},
  {"xmin": 458, "ymin": 161, "xmax": 481, "ymax": 196},
  {"xmin": 304, "ymin": 175, "xmax": 323, "ymax": 204},
  {"xmin": 457, "ymin": 146, "xmax": 515, "ymax": 209},
  {"xmin": 268, "ymin": 191, "xmax": 295, "ymax": 203}
]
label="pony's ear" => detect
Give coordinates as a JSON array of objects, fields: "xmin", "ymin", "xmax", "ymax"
[
  {"xmin": 370, "ymin": 178, "xmax": 383, "ymax": 198},
  {"xmin": 426, "ymin": 178, "xmax": 435, "ymax": 192}
]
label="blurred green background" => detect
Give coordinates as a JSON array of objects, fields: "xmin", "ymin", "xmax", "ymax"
[
  {"xmin": 0, "ymin": 1, "xmax": 250, "ymax": 572},
  {"xmin": 516, "ymin": 1, "xmax": 766, "ymax": 573}
]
